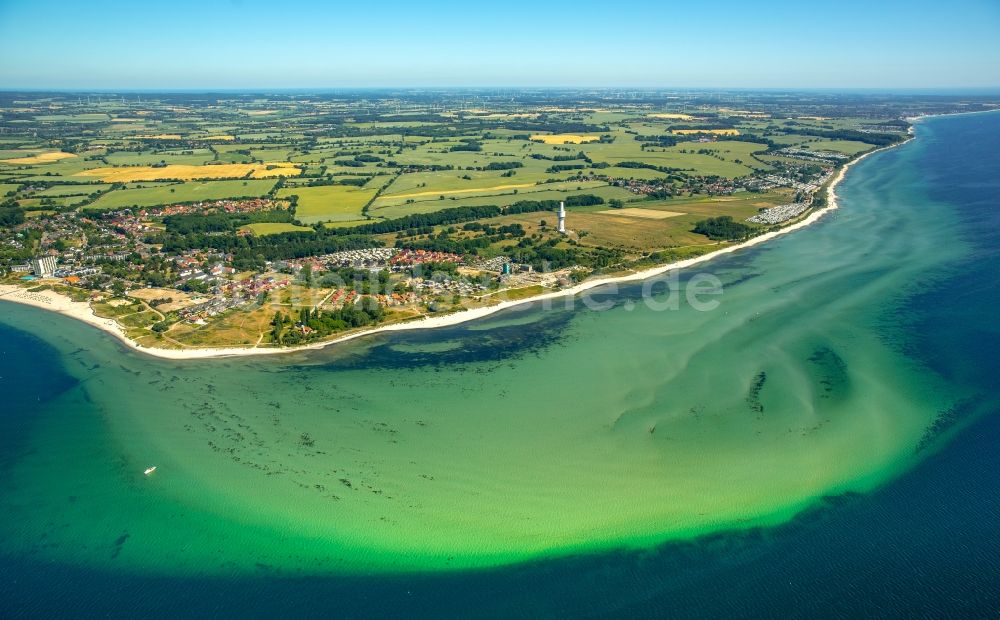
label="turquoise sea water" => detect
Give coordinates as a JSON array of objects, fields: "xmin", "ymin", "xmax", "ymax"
[{"xmin": 1, "ymin": 111, "xmax": 999, "ymax": 617}]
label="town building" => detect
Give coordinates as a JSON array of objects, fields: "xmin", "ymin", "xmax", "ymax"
[{"xmin": 31, "ymin": 255, "xmax": 57, "ymax": 277}]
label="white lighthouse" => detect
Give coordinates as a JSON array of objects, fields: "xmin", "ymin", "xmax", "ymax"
[{"xmin": 557, "ymin": 201, "xmax": 566, "ymax": 234}]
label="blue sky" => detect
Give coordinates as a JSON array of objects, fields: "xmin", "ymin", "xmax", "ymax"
[{"xmin": 1, "ymin": 0, "xmax": 998, "ymax": 89}]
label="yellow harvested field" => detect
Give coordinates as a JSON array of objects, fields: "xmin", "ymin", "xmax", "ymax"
[
  {"xmin": 136, "ymin": 134, "xmax": 182, "ymax": 140},
  {"xmin": 647, "ymin": 113, "xmax": 695, "ymax": 120},
  {"xmin": 389, "ymin": 183, "xmax": 536, "ymax": 200},
  {"xmin": 2, "ymin": 151, "xmax": 77, "ymax": 165},
  {"xmin": 530, "ymin": 133, "xmax": 601, "ymax": 144},
  {"xmin": 598, "ymin": 208, "xmax": 685, "ymax": 219},
  {"xmin": 194, "ymin": 135, "xmax": 235, "ymax": 141},
  {"xmin": 671, "ymin": 128, "xmax": 741, "ymax": 136},
  {"xmin": 75, "ymin": 162, "xmax": 301, "ymax": 182},
  {"xmin": 245, "ymin": 110, "xmax": 276, "ymax": 116}
]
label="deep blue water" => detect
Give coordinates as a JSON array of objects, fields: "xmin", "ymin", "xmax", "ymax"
[{"xmin": 2, "ymin": 112, "xmax": 999, "ymax": 618}]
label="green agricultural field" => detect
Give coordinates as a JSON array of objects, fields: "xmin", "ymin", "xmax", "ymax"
[
  {"xmin": 240, "ymin": 222, "xmax": 315, "ymax": 236},
  {"xmin": 214, "ymin": 150, "xmax": 253, "ymax": 164},
  {"xmin": 756, "ymin": 154, "xmax": 822, "ymax": 166},
  {"xmin": 32, "ymin": 183, "xmax": 110, "ymax": 197},
  {"xmin": 33, "ymin": 113, "xmax": 111, "ymax": 123},
  {"xmin": 378, "ymin": 170, "xmax": 548, "ymax": 198},
  {"xmin": 85, "ymin": 179, "xmax": 278, "ymax": 209},
  {"xmin": 277, "ymin": 185, "xmax": 378, "ymax": 224},
  {"xmin": 762, "ymin": 134, "xmax": 812, "ymax": 146},
  {"xmin": 103, "ymin": 149, "xmax": 216, "ymax": 166},
  {"xmin": 0, "ymin": 149, "xmax": 44, "ymax": 159},
  {"xmin": 579, "ymin": 137, "xmax": 760, "ymax": 178},
  {"xmin": 370, "ymin": 180, "xmax": 608, "ymax": 217},
  {"xmin": 3, "ymin": 157, "xmax": 104, "ymax": 180},
  {"xmin": 600, "ymin": 166, "xmax": 671, "ymax": 181},
  {"xmin": 806, "ymin": 139, "xmax": 874, "ymax": 155},
  {"xmin": 124, "ymin": 181, "xmax": 174, "ymax": 189},
  {"xmin": 364, "ymin": 174, "xmax": 393, "ymax": 189},
  {"xmin": 249, "ymin": 147, "xmax": 294, "ymax": 161},
  {"xmin": 23, "ymin": 209, "xmax": 56, "ymax": 218},
  {"xmin": 0, "ymin": 183, "xmax": 20, "ymax": 196},
  {"xmin": 369, "ymin": 183, "xmax": 633, "ymax": 219}
]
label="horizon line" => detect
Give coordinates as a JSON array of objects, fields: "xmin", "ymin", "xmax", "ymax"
[{"xmin": 2, "ymin": 86, "xmax": 1000, "ymax": 95}]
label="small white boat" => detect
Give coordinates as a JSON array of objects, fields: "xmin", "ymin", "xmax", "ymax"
[{"xmin": 144, "ymin": 466, "xmax": 157, "ymax": 475}]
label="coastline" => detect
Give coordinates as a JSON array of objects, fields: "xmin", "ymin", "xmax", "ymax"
[
  {"xmin": 0, "ymin": 137, "xmax": 906, "ymax": 361},
  {"xmin": 906, "ymin": 107, "xmax": 1000, "ymax": 124}
]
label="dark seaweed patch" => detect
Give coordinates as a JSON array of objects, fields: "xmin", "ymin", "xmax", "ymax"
[
  {"xmin": 747, "ymin": 372, "xmax": 767, "ymax": 415},
  {"xmin": 915, "ymin": 397, "xmax": 982, "ymax": 453},
  {"xmin": 310, "ymin": 306, "xmax": 575, "ymax": 371},
  {"xmin": 806, "ymin": 346, "xmax": 849, "ymax": 402},
  {"xmin": 110, "ymin": 532, "xmax": 130, "ymax": 559}
]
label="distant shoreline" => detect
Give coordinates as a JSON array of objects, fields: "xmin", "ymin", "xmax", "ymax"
[
  {"xmin": 906, "ymin": 108, "xmax": 1000, "ymax": 124},
  {"xmin": 0, "ymin": 134, "xmax": 913, "ymax": 361}
]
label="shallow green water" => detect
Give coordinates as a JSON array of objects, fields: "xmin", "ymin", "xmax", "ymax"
[{"xmin": 0, "ymin": 120, "xmax": 991, "ymax": 576}]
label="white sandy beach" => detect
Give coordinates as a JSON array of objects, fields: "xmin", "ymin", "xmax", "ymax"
[{"xmin": 0, "ymin": 139, "xmax": 904, "ymax": 361}]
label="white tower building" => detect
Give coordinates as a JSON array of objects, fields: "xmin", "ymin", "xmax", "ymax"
[
  {"xmin": 557, "ymin": 201, "xmax": 566, "ymax": 234},
  {"xmin": 31, "ymin": 255, "xmax": 57, "ymax": 277}
]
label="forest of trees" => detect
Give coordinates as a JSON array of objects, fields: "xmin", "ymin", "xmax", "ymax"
[
  {"xmin": 783, "ymin": 128, "xmax": 903, "ymax": 146},
  {"xmin": 692, "ymin": 216, "xmax": 757, "ymax": 241},
  {"xmin": 449, "ymin": 139, "xmax": 483, "ymax": 152},
  {"xmin": 270, "ymin": 299, "xmax": 385, "ymax": 345},
  {"xmin": 634, "ymin": 134, "xmax": 680, "ymax": 146},
  {"xmin": 530, "ymin": 151, "xmax": 590, "ymax": 162},
  {"xmin": 163, "ymin": 209, "xmax": 294, "ymax": 234},
  {"xmin": 616, "ymin": 161, "xmax": 683, "ymax": 173},
  {"xmin": 483, "ymin": 161, "xmax": 523, "ymax": 170},
  {"xmin": 546, "ymin": 164, "xmax": 586, "ymax": 173},
  {"xmin": 0, "ymin": 203, "xmax": 25, "ymax": 227},
  {"xmin": 505, "ymin": 236, "xmax": 624, "ymax": 272}
]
